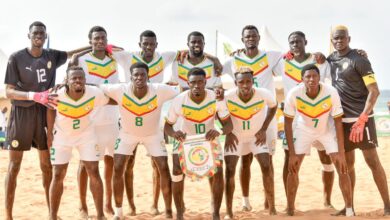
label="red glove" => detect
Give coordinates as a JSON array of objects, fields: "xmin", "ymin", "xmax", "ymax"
[
  {"xmin": 283, "ymin": 51, "xmax": 294, "ymax": 60},
  {"xmin": 349, "ymin": 113, "xmax": 369, "ymax": 143},
  {"xmin": 105, "ymin": 44, "xmax": 114, "ymax": 55},
  {"xmin": 28, "ymin": 90, "xmax": 58, "ymax": 109}
]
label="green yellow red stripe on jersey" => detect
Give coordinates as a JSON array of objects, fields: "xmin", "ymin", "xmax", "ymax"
[
  {"xmin": 234, "ymin": 54, "xmax": 269, "ymax": 76},
  {"xmin": 178, "ymin": 63, "xmax": 213, "ymax": 81},
  {"xmin": 131, "ymin": 55, "xmax": 164, "ymax": 79},
  {"xmin": 57, "ymin": 97, "xmax": 95, "ymax": 119},
  {"xmin": 296, "ymin": 95, "xmax": 332, "ymax": 118},
  {"xmin": 227, "ymin": 100, "xmax": 264, "ymax": 120},
  {"xmin": 182, "ymin": 101, "xmax": 216, "ymax": 123},
  {"xmin": 122, "ymin": 94, "xmax": 158, "ymax": 116},
  {"xmin": 85, "ymin": 59, "xmax": 117, "ymax": 79}
]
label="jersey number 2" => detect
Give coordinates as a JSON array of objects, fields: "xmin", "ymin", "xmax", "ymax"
[{"xmin": 73, "ymin": 119, "xmax": 80, "ymax": 129}]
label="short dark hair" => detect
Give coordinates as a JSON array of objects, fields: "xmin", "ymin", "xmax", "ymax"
[
  {"xmin": 130, "ymin": 62, "xmax": 149, "ymax": 75},
  {"xmin": 140, "ymin": 30, "xmax": 156, "ymax": 41},
  {"xmin": 66, "ymin": 66, "xmax": 85, "ymax": 78},
  {"xmin": 288, "ymin": 31, "xmax": 306, "ymax": 40},
  {"xmin": 242, "ymin": 25, "xmax": 259, "ymax": 36},
  {"xmin": 88, "ymin": 26, "xmax": 107, "ymax": 40},
  {"xmin": 29, "ymin": 21, "xmax": 46, "ymax": 31},
  {"xmin": 301, "ymin": 64, "xmax": 320, "ymax": 78},
  {"xmin": 187, "ymin": 67, "xmax": 206, "ymax": 79},
  {"xmin": 187, "ymin": 31, "xmax": 204, "ymax": 42}
]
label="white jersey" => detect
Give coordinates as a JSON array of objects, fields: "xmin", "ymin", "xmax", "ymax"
[
  {"xmin": 171, "ymin": 57, "xmax": 218, "ymax": 89},
  {"xmin": 166, "ymin": 89, "xmax": 230, "ymax": 136},
  {"xmin": 223, "ymin": 50, "xmax": 282, "ymax": 95},
  {"xmin": 273, "ymin": 54, "xmax": 331, "ymax": 96},
  {"xmin": 78, "ymin": 53, "xmax": 120, "ymax": 126},
  {"xmin": 284, "ymin": 82, "xmax": 343, "ymax": 135},
  {"xmin": 101, "ymin": 83, "xmax": 178, "ymax": 137},
  {"xmin": 113, "ymin": 51, "xmax": 177, "ymax": 83},
  {"xmin": 54, "ymin": 86, "xmax": 109, "ymax": 145},
  {"xmin": 225, "ymin": 88, "xmax": 277, "ymax": 138}
]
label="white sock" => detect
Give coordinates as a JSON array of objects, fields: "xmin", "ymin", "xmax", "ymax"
[
  {"xmin": 115, "ymin": 207, "xmax": 123, "ymax": 217},
  {"xmin": 242, "ymin": 197, "xmax": 251, "ymax": 208},
  {"xmin": 346, "ymin": 207, "xmax": 354, "ymax": 217}
]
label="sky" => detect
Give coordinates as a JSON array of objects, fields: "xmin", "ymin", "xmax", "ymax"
[{"xmin": 1, "ymin": 0, "xmax": 390, "ymax": 88}]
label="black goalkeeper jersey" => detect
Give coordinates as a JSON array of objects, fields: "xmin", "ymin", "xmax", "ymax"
[{"xmin": 4, "ymin": 48, "xmax": 67, "ymax": 107}]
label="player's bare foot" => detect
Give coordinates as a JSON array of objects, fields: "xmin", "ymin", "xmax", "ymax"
[
  {"xmin": 264, "ymin": 199, "xmax": 269, "ymax": 210},
  {"xmin": 384, "ymin": 206, "xmax": 390, "ymax": 216},
  {"xmin": 286, "ymin": 208, "xmax": 294, "ymax": 216},
  {"xmin": 104, "ymin": 205, "xmax": 114, "ymax": 215},
  {"xmin": 331, "ymin": 208, "xmax": 346, "ymax": 216},
  {"xmin": 176, "ymin": 213, "xmax": 184, "ymax": 220},
  {"xmin": 224, "ymin": 214, "xmax": 233, "ymax": 220},
  {"xmin": 150, "ymin": 206, "xmax": 160, "ymax": 215},
  {"xmin": 242, "ymin": 205, "xmax": 252, "ymax": 211},
  {"xmin": 269, "ymin": 207, "xmax": 277, "ymax": 215},
  {"xmin": 212, "ymin": 213, "xmax": 221, "ymax": 220},
  {"xmin": 112, "ymin": 216, "xmax": 122, "ymax": 220},
  {"xmin": 96, "ymin": 216, "xmax": 107, "ymax": 220},
  {"xmin": 165, "ymin": 209, "xmax": 173, "ymax": 218},
  {"xmin": 127, "ymin": 209, "xmax": 136, "ymax": 216},
  {"xmin": 78, "ymin": 208, "xmax": 88, "ymax": 219},
  {"xmin": 324, "ymin": 202, "xmax": 334, "ymax": 209}
]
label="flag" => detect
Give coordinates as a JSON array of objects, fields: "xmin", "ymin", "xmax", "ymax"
[{"xmin": 215, "ymin": 31, "xmax": 240, "ymax": 63}]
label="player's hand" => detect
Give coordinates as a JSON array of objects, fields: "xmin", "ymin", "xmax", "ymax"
[
  {"xmin": 356, "ymin": 49, "xmax": 368, "ymax": 58},
  {"xmin": 176, "ymin": 50, "xmax": 188, "ymax": 64},
  {"xmin": 173, "ymin": 130, "xmax": 186, "ymax": 142},
  {"xmin": 349, "ymin": 113, "xmax": 368, "ymax": 143},
  {"xmin": 288, "ymin": 154, "xmax": 300, "ymax": 174},
  {"xmin": 332, "ymin": 152, "xmax": 348, "ymax": 174},
  {"xmin": 229, "ymin": 48, "xmax": 245, "ymax": 56},
  {"xmin": 204, "ymin": 53, "xmax": 223, "ymax": 76},
  {"xmin": 105, "ymin": 44, "xmax": 124, "ymax": 55},
  {"xmin": 205, "ymin": 129, "xmax": 220, "ymax": 141},
  {"xmin": 30, "ymin": 90, "xmax": 57, "ymax": 109},
  {"xmin": 254, "ymin": 129, "xmax": 267, "ymax": 146},
  {"xmin": 224, "ymin": 132, "xmax": 238, "ymax": 152},
  {"xmin": 313, "ymin": 52, "xmax": 326, "ymax": 64},
  {"xmin": 283, "ymin": 51, "xmax": 294, "ymax": 60}
]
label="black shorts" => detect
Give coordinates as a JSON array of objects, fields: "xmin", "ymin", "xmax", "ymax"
[
  {"xmin": 343, "ymin": 117, "xmax": 378, "ymax": 152},
  {"xmin": 6, "ymin": 104, "xmax": 48, "ymax": 151}
]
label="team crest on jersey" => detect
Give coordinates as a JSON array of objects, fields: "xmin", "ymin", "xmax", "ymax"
[
  {"xmin": 11, "ymin": 140, "xmax": 19, "ymax": 148},
  {"xmin": 342, "ymin": 62, "xmax": 349, "ymax": 70},
  {"xmin": 47, "ymin": 61, "xmax": 52, "ymax": 69},
  {"xmin": 322, "ymin": 103, "xmax": 329, "ymax": 109},
  {"xmin": 182, "ymin": 101, "xmax": 216, "ymax": 123}
]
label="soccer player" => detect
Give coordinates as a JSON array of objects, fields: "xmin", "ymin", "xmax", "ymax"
[
  {"xmin": 4, "ymin": 21, "xmax": 90, "ymax": 220},
  {"xmin": 100, "ymin": 62, "xmax": 178, "ymax": 220},
  {"xmin": 223, "ymin": 25, "xmax": 281, "ymax": 210},
  {"xmin": 170, "ymin": 31, "xmax": 223, "ymax": 90},
  {"xmin": 111, "ymin": 30, "xmax": 178, "ymax": 215},
  {"xmin": 273, "ymin": 31, "xmax": 335, "ymax": 207},
  {"xmin": 164, "ymin": 67, "xmax": 233, "ymax": 220},
  {"xmin": 73, "ymin": 26, "xmax": 120, "ymax": 216},
  {"xmin": 47, "ymin": 66, "xmax": 112, "ymax": 220},
  {"xmin": 284, "ymin": 64, "xmax": 353, "ymax": 216},
  {"xmin": 224, "ymin": 67, "xmax": 278, "ymax": 218},
  {"xmin": 328, "ymin": 25, "xmax": 390, "ymax": 215}
]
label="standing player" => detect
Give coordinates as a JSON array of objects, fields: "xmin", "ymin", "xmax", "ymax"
[
  {"xmin": 170, "ymin": 31, "xmax": 223, "ymax": 90},
  {"xmin": 112, "ymin": 30, "xmax": 178, "ymax": 215},
  {"xmin": 47, "ymin": 66, "xmax": 112, "ymax": 220},
  {"xmin": 284, "ymin": 64, "xmax": 353, "ymax": 216},
  {"xmin": 224, "ymin": 68, "xmax": 278, "ymax": 219},
  {"xmin": 223, "ymin": 25, "xmax": 281, "ymax": 210},
  {"xmin": 273, "ymin": 31, "xmax": 335, "ymax": 207},
  {"xmin": 4, "ymin": 21, "xmax": 90, "ymax": 220},
  {"xmin": 328, "ymin": 25, "xmax": 390, "ymax": 215},
  {"xmin": 164, "ymin": 67, "xmax": 233, "ymax": 220},
  {"xmin": 73, "ymin": 26, "xmax": 120, "ymax": 216},
  {"xmin": 100, "ymin": 62, "xmax": 177, "ymax": 219}
]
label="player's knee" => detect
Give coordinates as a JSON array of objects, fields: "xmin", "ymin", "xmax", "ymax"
[
  {"xmin": 8, "ymin": 160, "xmax": 22, "ymax": 175},
  {"xmin": 171, "ymin": 174, "xmax": 184, "ymax": 183},
  {"xmin": 366, "ymin": 158, "xmax": 381, "ymax": 171},
  {"xmin": 321, "ymin": 163, "xmax": 334, "ymax": 172},
  {"xmin": 53, "ymin": 168, "xmax": 66, "ymax": 180},
  {"xmin": 225, "ymin": 164, "xmax": 236, "ymax": 177}
]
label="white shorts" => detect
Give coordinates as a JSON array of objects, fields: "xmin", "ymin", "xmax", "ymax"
[
  {"xmin": 50, "ymin": 141, "xmax": 100, "ymax": 165},
  {"xmin": 266, "ymin": 118, "xmax": 277, "ymax": 155},
  {"xmin": 115, "ymin": 132, "xmax": 167, "ymax": 157},
  {"xmin": 291, "ymin": 130, "xmax": 338, "ymax": 155},
  {"xmin": 95, "ymin": 123, "xmax": 119, "ymax": 158},
  {"xmin": 172, "ymin": 139, "xmax": 223, "ymax": 161},
  {"xmin": 224, "ymin": 136, "xmax": 271, "ymax": 156},
  {"xmin": 283, "ymin": 139, "xmax": 325, "ymax": 151}
]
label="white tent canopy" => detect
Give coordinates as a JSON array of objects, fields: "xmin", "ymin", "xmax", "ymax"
[{"xmin": 0, "ymin": 49, "xmax": 8, "ymax": 98}]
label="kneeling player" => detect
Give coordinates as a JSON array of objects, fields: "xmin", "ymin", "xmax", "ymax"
[
  {"xmin": 47, "ymin": 66, "xmax": 112, "ymax": 220},
  {"xmin": 224, "ymin": 68, "xmax": 278, "ymax": 218},
  {"xmin": 284, "ymin": 64, "xmax": 353, "ymax": 216}
]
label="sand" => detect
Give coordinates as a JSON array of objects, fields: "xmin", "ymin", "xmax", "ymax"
[{"xmin": 1, "ymin": 138, "xmax": 390, "ymax": 220}]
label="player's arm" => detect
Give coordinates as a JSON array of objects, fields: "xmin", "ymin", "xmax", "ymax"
[
  {"xmin": 68, "ymin": 49, "xmax": 92, "ymax": 66},
  {"xmin": 333, "ymin": 116, "xmax": 348, "ymax": 174},
  {"xmin": 164, "ymin": 121, "xmax": 186, "ymax": 142},
  {"xmin": 66, "ymin": 46, "xmax": 92, "ymax": 58},
  {"xmin": 204, "ymin": 53, "xmax": 223, "ymax": 76},
  {"xmin": 5, "ymin": 84, "xmax": 57, "ymax": 107},
  {"xmin": 46, "ymin": 108, "xmax": 56, "ymax": 148},
  {"xmin": 5, "ymin": 84, "xmax": 30, "ymax": 101},
  {"xmin": 363, "ymin": 83, "xmax": 380, "ymax": 115},
  {"xmin": 254, "ymin": 103, "xmax": 277, "ymax": 146}
]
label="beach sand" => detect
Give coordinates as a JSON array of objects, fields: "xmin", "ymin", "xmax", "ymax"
[{"xmin": 1, "ymin": 138, "xmax": 390, "ymax": 220}]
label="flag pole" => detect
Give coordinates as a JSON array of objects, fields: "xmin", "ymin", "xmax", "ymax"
[{"xmin": 215, "ymin": 30, "xmax": 218, "ymax": 57}]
